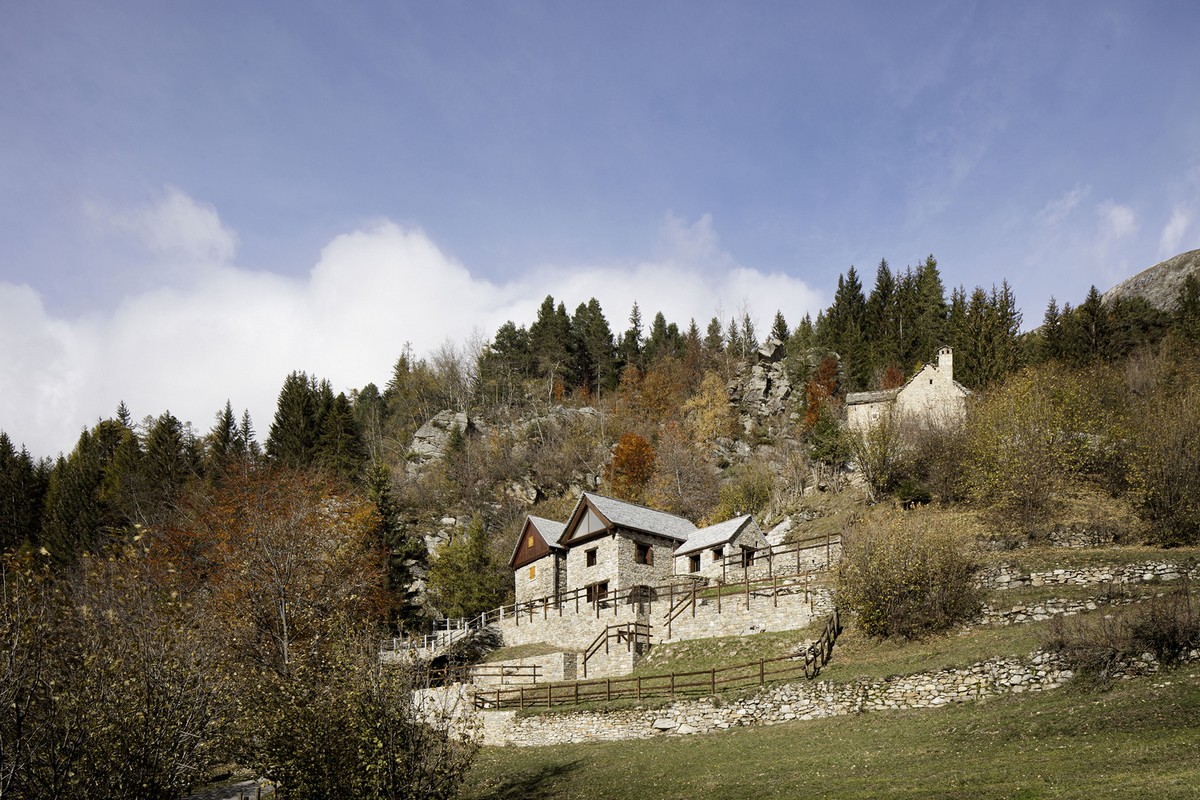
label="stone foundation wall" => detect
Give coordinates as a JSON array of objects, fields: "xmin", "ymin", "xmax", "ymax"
[{"xmin": 663, "ymin": 586, "xmax": 834, "ymax": 642}]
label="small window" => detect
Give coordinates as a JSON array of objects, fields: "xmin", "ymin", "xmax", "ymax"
[
  {"xmin": 586, "ymin": 548, "xmax": 597, "ymax": 567},
  {"xmin": 635, "ymin": 543, "xmax": 653, "ymax": 565},
  {"xmin": 586, "ymin": 581, "xmax": 609, "ymax": 603},
  {"xmin": 741, "ymin": 546, "xmax": 756, "ymax": 568},
  {"xmin": 689, "ymin": 554, "xmax": 701, "ymax": 573},
  {"xmin": 929, "ymin": 379, "xmax": 933, "ymax": 385},
  {"xmin": 527, "ymin": 535, "xmax": 534, "ymax": 548},
  {"xmin": 712, "ymin": 547, "xmax": 723, "ymax": 561},
  {"xmin": 528, "ymin": 565, "xmax": 536, "ymax": 579}
]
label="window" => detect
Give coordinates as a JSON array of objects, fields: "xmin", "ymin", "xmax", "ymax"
[
  {"xmin": 741, "ymin": 546, "xmax": 756, "ymax": 568},
  {"xmin": 586, "ymin": 548, "xmax": 598, "ymax": 567},
  {"xmin": 712, "ymin": 547, "xmax": 724, "ymax": 561},
  {"xmin": 689, "ymin": 554, "xmax": 701, "ymax": 573},
  {"xmin": 635, "ymin": 543, "xmax": 653, "ymax": 565},
  {"xmin": 528, "ymin": 565, "xmax": 536, "ymax": 580},
  {"xmin": 527, "ymin": 535, "xmax": 534, "ymax": 548},
  {"xmin": 586, "ymin": 581, "xmax": 609, "ymax": 603}
]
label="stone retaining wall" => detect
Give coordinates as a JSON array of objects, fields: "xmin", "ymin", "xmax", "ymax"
[
  {"xmin": 978, "ymin": 560, "xmax": 1198, "ymax": 590},
  {"xmin": 663, "ymin": 586, "xmax": 833, "ymax": 642},
  {"xmin": 483, "ymin": 646, "xmax": 1200, "ymax": 747},
  {"xmin": 977, "ymin": 594, "xmax": 1144, "ymax": 626},
  {"xmin": 483, "ymin": 650, "xmax": 1077, "ymax": 746}
]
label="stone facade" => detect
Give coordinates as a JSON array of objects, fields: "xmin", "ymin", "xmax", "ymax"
[
  {"xmin": 846, "ymin": 347, "xmax": 968, "ymax": 433},
  {"xmin": 513, "ymin": 554, "xmax": 562, "ymax": 606}
]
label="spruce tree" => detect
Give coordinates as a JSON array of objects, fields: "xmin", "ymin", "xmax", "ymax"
[
  {"xmin": 267, "ymin": 371, "xmax": 320, "ymax": 468},
  {"xmin": 769, "ymin": 310, "xmax": 789, "ymax": 342}
]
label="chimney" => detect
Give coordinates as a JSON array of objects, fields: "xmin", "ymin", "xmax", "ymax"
[{"xmin": 937, "ymin": 346, "xmax": 953, "ymax": 380}]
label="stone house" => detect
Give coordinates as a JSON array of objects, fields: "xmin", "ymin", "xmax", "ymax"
[
  {"xmin": 845, "ymin": 346, "xmax": 970, "ymax": 433},
  {"xmin": 672, "ymin": 515, "xmax": 768, "ymax": 579},
  {"xmin": 510, "ymin": 516, "xmax": 567, "ymax": 607},
  {"xmin": 512, "ymin": 493, "xmax": 776, "ymax": 605},
  {"xmin": 557, "ymin": 493, "xmax": 695, "ymax": 605}
]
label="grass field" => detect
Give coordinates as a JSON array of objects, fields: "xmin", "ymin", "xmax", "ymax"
[{"xmin": 463, "ymin": 665, "xmax": 1200, "ymax": 799}]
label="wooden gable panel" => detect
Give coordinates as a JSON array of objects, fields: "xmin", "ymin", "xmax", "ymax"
[{"xmin": 511, "ymin": 520, "xmax": 553, "ymax": 570}]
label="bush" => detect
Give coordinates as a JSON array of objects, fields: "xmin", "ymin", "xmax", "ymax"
[
  {"xmin": 1129, "ymin": 386, "xmax": 1200, "ymax": 546},
  {"xmin": 1045, "ymin": 582, "xmax": 1200, "ymax": 685},
  {"xmin": 835, "ymin": 510, "xmax": 981, "ymax": 638},
  {"xmin": 245, "ymin": 631, "xmax": 478, "ymax": 800}
]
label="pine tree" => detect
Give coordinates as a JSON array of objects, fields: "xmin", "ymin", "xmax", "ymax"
[
  {"xmin": 267, "ymin": 372, "xmax": 320, "ymax": 468},
  {"xmin": 315, "ymin": 392, "xmax": 367, "ymax": 481},
  {"xmin": 1176, "ymin": 274, "xmax": 1200, "ymax": 343},
  {"xmin": 769, "ymin": 310, "xmax": 789, "ymax": 343},
  {"xmin": 618, "ymin": 302, "xmax": 644, "ymax": 371},
  {"xmin": 0, "ymin": 432, "xmax": 47, "ymax": 550}
]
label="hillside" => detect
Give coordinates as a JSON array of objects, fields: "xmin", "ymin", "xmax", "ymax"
[{"xmin": 1101, "ymin": 248, "xmax": 1200, "ymax": 310}]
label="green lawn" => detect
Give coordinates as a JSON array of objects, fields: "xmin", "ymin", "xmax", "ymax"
[{"xmin": 464, "ymin": 666, "xmax": 1200, "ymax": 800}]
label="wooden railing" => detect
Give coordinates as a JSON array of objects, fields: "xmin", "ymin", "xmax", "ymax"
[
  {"xmin": 663, "ymin": 571, "xmax": 825, "ymax": 638},
  {"xmin": 400, "ymin": 534, "xmax": 842, "ymax": 654},
  {"xmin": 474, "ymin": 610, "xmax": 843, "ymax": 710},
  {"xmin": 582, "ymin": 622, "xmax": 651, "ymax": 678},
  {"xmin": 430, "ymin": 663, "xmax": 542, "ymax": 686}
]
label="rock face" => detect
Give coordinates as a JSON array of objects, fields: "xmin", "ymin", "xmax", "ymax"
[
  {"xmin": 1102, "ymin": 248, "xmax": 1200, "ymax": 311},
  {"xmin": 728, "ymin": 337, "xmax": 794, "ymax": 432},
  {"xmin": 410, "ymin": 410, "xmax": 472, "ymax": 463}
]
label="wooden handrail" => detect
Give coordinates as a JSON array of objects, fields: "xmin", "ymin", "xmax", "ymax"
[
  {"xmin": 582, "ymin": 622, "xmax": 651, "ymax": 678},
  {"xmin": 475, "ymin": 611, "xmax": 844, "ymax": 710}
]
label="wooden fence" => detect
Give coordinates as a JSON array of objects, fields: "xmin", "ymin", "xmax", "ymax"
[
  {"xmin": 582, "ymin": 622, "xmax": 651, "ymax": 678},
  {"xmin": 474, "ymin": 610, "xmax": 842, "ymax": 711}
]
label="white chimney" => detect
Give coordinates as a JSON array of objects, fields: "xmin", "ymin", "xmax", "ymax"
[{"xmin": 937, "ymin": 346, "xmax": 953, "ymax": 380}]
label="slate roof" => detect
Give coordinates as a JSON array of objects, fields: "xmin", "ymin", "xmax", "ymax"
[
  {"xmin": 575, "ymin": 492, "xmax": 696, "ymax": 542},
  {"xmin": 528, "ymin": 516, "xmax": 567, "ymax": 549},
  {"xmin": 844, "ymin": 388, "xmax": 899, "ymax": 405},
  {"xmin": 674, "ymin": 515, "xmax": 754, "ymax": 556}
]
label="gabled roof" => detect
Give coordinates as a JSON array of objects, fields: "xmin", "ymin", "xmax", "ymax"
[
  {"xmin": 528, "ymin": 516, "xmax": 567, "ymax": 548},
  {"xmin": 844, "ymin": 388, "xmax": 899, "ymax": 406},
  {"xmin": 675, "ymin": 515, "xmax": 754, "ymax": 556},
  {"xmin": 509, "ymin": 515, "xmax": 567, "ymax": 569},
  {"xmin": 560, "ymin": 492, "xmax": 696, "ymax": 546}
]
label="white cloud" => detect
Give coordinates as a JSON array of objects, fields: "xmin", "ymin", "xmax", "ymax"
[
  {"xmin": 1036, "ymin": 185, "xmax": 1090, "ymax": 226},
  {"xmin": 1159, "ymin": 205, "xmax": 1192, "ymax": 257},
  {"xmin": 0, "ymin": 199, "xmax": 822, "ymax": 458},
  {"xmin": 88, "ymin": 186, "xmax": 239, "ymax": 265},
  {"xmin": 1096, "ymin": 200, "xmax": 1138, "ymax": 242}
]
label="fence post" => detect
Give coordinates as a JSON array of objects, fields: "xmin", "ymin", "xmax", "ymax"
[
  {"xmin": 717, "ymin": 582, "xmax": 721, "ymax": 614},
  {"xmin": 759, "ymin": 658, "xmax": 765, "ymax": 685},
  {"xmin": 768, "ymin": 546, "xmax": 773, "ymax": 578},
  {"xmin": 691, "ymin": 583, "xmax": 697, "ymax": 618},
  {"xmin": 745, "ymin": 571, "xmax": 750, "ymax": 609},
  {"xmin": 519, "ymin": 686, "xmax": 525, "ymax": 710},
  {"xmin": 637, "ymin": 676, "xmax": 642, "ymax": 701},
  {"xmin": 607, "ymin": 679, "xmax": 611, "ymax": 702},
  {"xmin": 773, "ymin": 575, "xmax": 778, "ymax": 608},
  {"xmin": 710, "ymin": 668, "xmax": 715, "ymax": 694}
]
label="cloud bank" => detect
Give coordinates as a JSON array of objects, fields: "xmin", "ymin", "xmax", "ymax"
[{"xmin": 1, "ymin": 191, "xmax": 823, "ymax": 458}]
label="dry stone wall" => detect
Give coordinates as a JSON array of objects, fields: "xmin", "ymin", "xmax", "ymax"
[
  {"xmin": 483, "ymin": 650, "xmax": 1078, "ymax": 747},
  {"xmin": 978, "ymin": 560, "xmax": 1199, "ymax": 591}
]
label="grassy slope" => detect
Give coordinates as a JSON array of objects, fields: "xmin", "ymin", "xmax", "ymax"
[
  {"xmin": 465, "ymin": 666, "xmax": 1200, "ymax": 799},
  {"xmin": 466, "ymin": 495, "xmax": 1200, "ymax": 798}
]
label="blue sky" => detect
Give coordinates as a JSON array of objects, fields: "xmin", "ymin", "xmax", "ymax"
[{"xmin": 2, "ymin": 1, "xmax": 1198, "ymax": 457}]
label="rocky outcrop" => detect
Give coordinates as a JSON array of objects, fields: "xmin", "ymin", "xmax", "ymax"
[
  {"xmin": 728, "ymin": 337, "xmax": 795, "ymax": 433},
  {"xmin": 1102, "ymin": 248, "xmax": 1200, "ymax": 311},
  {"xmin": 409, "ymin": 410, "xmax": 473, "ymax": 463}
]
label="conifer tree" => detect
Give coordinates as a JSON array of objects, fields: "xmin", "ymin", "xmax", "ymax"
[
  {"xmin": 267, "ymin": 372, "xmax": 320, "ymax": 468},
  {"xmin": 315, "ymin": 392, "xmax": 366, "ymax": 481},
  {"xmin": 618, "ymin": 302, "xmax": 644, "ymax": 371},
  {"xmin": 769, "ymin": 310, "xmax": 789, "ymax": 342}
]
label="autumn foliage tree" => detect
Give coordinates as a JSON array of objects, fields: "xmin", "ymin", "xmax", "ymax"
[{"xmin": 604, "ymin": 432, "xmax": 657, "ymax": 503}]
